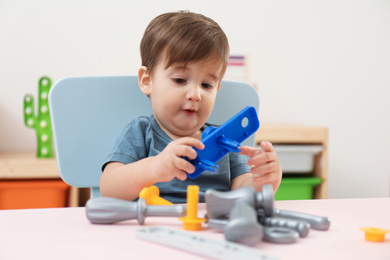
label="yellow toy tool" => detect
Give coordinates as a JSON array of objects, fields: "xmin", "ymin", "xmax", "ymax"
[
  {"xmin": 179, "ymin": 185, "xmax": 206, "ymax": 231},
  {"xmin": 360, "ymin": 227, "xmax": 390, "ymax": 242},
  {"xmin": 139, "ymin": 186, "xmax": 173, "ymax": 206}
]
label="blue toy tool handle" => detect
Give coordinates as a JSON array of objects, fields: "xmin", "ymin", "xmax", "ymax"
[{"xmin": 187, "ymin": 106, "xmax": 259, "ymax": 179}]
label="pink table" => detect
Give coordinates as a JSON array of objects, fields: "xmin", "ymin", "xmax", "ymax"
[{"xmin": 0, "ymin": 198, "xmax": 389, "ymax": 259}]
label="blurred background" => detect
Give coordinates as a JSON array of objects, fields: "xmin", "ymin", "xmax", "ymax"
[{"xmin": 1, "ymin": 0, "xmax": 389, "ymax": 201}]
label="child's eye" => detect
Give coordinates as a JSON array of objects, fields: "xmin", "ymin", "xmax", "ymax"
[
  {"xmin": 173, "ymin": 78, "xmax": 186, "ymax": 84},
  {"xmin": 202, "ymin": 83, "xmax": 213, "ymax": 89}
]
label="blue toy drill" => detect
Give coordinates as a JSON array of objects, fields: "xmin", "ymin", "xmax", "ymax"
[{"xmin": 187, "ymin": 106, "xmax": 259, "ymax": 179}]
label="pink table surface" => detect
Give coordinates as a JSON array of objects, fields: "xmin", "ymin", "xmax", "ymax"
[{"xmin": 0, "ymin": 198, "xmax": 389, "ymax": 260}]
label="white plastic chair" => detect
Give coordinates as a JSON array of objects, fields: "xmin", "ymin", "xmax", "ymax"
[{"xmin": 49, "ymin": 76, "xmax": 259, "ymax": 198}]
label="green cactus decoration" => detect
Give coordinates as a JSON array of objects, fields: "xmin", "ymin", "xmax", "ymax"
[{"xmin": 24, "ymin": 76, "xmax": 53, "ymax": 158}]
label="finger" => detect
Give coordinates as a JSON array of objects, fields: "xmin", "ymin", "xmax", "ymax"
[
  {"xmin": 175, "ymin": 170, "xmax": 188, "ymax": 181},
  {"xmin": 252, "ymin": 173, "xmax": 276, "ymax": 184},
  {"xmin": 178, "ymin": 137, "xmax": 205, "ymax": 150},
  {"xmin": 238, "ymin": 145, "xmax": 258, "ymax": 157},
  {"xmin": 247, "ymin": 151, "xmax": 276, "ymax": 166},
  {"xmin": 250, "ymin": 162, "xmax": 277, "ymax": 175},
  {"xmin": 174, "ymin": 145, "xmax": 198, "ymax": 160},
  {"xmin": 174, "ymin": 156, "xmax": 196, "ymax": 174},
  {"xmin": 260, "ymin": 141, "xmax": 274, "ymax": 152}
]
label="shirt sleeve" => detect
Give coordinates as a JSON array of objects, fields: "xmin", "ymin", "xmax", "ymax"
[
  {"xmin": 101, "ymin": 116, "xmax": 151, "ymax": 171},
  {"xmin": 229, "ymin": 152, "xmax": 251, "ymax": 179}
]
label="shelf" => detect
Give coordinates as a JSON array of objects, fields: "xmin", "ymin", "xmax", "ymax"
[
  {"xmin": 0, "ymin": 152, "xmax": 80, "ymax": 207},
  {"xmin": 257, "ymin": 123, "xmax": 328, "ymax": 144},
  {"xmin": 255, "ymin": 123, "xmax": 328, "ymax": 199},
  {"xmin": 0, "ymin": 152, "xmax": 59, "ymax": 179}
]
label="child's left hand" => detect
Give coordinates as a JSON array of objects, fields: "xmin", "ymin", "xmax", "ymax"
[{"xmin": 239, "ymin": 141, "xmax": 282, "ymax": 186}]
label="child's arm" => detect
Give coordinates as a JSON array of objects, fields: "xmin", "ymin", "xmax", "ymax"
[
  {"xmin": 231, "ymin": 141, "xmax": 282, "ymax": 193},
  {"xmin": 100, "ymin": 137, "xmax": 204, "ymax": 201}
]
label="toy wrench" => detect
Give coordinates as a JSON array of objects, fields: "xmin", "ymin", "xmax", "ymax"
[{"xmin": 187, "ymin": 106, "xmax": 259, "ymax": 179}]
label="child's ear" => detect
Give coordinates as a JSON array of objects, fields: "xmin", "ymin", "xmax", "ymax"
[{"xmin": 138, "ymin": 66, "xmax": 152, "ymax": 95}]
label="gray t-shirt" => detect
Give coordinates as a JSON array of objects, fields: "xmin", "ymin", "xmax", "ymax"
[{"xmin": 102, "ymin": 114, "xmax": 250, "ymax": 203}]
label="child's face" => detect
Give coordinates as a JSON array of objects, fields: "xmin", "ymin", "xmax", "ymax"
[{"xmin": 139, "ymin": 58, "xmax": 222, "ymax": 139}]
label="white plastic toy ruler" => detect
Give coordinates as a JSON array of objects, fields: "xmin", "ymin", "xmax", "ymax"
[{"xmin": 135, "ymin": 226, "xmax": 279, "ymax": 260}]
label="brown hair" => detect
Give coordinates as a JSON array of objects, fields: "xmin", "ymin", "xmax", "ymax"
[{"xmin": 140, "ymin": 10, "xmax": 230, "ymax": 80}]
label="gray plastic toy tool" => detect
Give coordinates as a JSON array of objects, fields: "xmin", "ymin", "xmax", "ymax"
[
  {"xmin": 208, "ymin": 217, "xmax": 300, "ymax": 245},
  {"xmin": 263, "ymin": 226, "xmax": 299, "ymax": 243},
  {"xmin": 207, "ymin": 201, "xmax": 301, "ymax": 245},
  {"xmin": 86, "ymin": 197, "xmax": 186, "ymax": 224},
  {"xmin": 205, "ymin": 185, "xmax": 298, "ymax": 244},
  {"xmin": 261, "ymin": 217, "xmax": 310, "ymax": 238},
  {"xmin": 224, "ymin": 200, "xmax": 263, "ymax": 246},
  {"xmin": 205, "ymin": 185, "xmax": 331, "ymax": 245},
  {"xmin": 272, "ymin": 209, "xmax": 331, "ymax": 231},
  {"xmin": 205, "ymin": 185, "xmax": 274, "ymax": 219}
]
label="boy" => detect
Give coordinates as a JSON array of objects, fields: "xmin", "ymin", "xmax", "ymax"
[{"xmin": 100, "ymin": 11, "xmax": 282, "ymax": 203}]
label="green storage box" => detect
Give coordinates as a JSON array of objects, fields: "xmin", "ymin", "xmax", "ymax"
[{"xmin": 275, "ymin": 177, "xmax": 322, "ymax": 200}]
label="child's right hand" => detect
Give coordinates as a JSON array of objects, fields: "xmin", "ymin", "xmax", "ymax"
[{"xmin": 152, "ymin": 137, "xmax": 205, "ymax": 182}]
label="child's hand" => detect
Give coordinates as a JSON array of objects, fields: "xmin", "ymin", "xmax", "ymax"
[
  {"xmin": 239, "ymin": 141, "xmax": 282, "ymax": 185},
  {"xmin": 153, "ymin": 137, "xmax": 204, "ymax": 182}
]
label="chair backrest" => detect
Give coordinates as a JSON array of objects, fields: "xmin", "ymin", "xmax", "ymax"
[{"xmin": 49, "ymin": 76, "xmax": 259, "ymax": 198}]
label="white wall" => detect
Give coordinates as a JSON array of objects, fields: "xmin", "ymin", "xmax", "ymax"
[{"xmin": 1, "ymin": 0, "xmax": 389, "ymax": 199}]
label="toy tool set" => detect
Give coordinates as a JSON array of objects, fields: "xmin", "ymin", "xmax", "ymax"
[
  {"xmin": 86, "ymin": 185, "xmax": 330, "ymax": 245},
  {"xmin": 84, "ymin": 107, "xmax": 332, "ymax": 259},
  {"xmin": 86, "ymin": 184, "xmax": 331, "ymax": 260}
]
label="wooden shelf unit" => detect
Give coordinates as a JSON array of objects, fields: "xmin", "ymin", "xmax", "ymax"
[
  {"xmin": 0, "ymin": 152, "xmax": 79, "ymax": 207},
  {"xmin": 255, "ymin": 123, "xmax": 328, "ymax": 199}
]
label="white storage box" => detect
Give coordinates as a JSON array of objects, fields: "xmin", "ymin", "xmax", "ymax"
[{"xmin": 272, "ymin": 145, "xmax": 323, "ymax": 173}]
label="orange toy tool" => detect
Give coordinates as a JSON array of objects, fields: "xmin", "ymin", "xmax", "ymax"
[
  {"xmin": 139, "ymin": 186, "xmax": 173, "ymax": 206},
  {"xmin": 179, "ymin": 185, "xmax": 206, "ymax": 231}
]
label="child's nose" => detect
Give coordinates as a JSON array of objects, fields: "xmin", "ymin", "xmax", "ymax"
[{"xmin": 186, "ymin": 85, "xmax": 201, "ymax": 101}]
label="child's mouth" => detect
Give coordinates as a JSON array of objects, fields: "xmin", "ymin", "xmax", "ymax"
[{"xmin": 183, "ymin": 109, "xmax": 196, "ymax": 115}]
